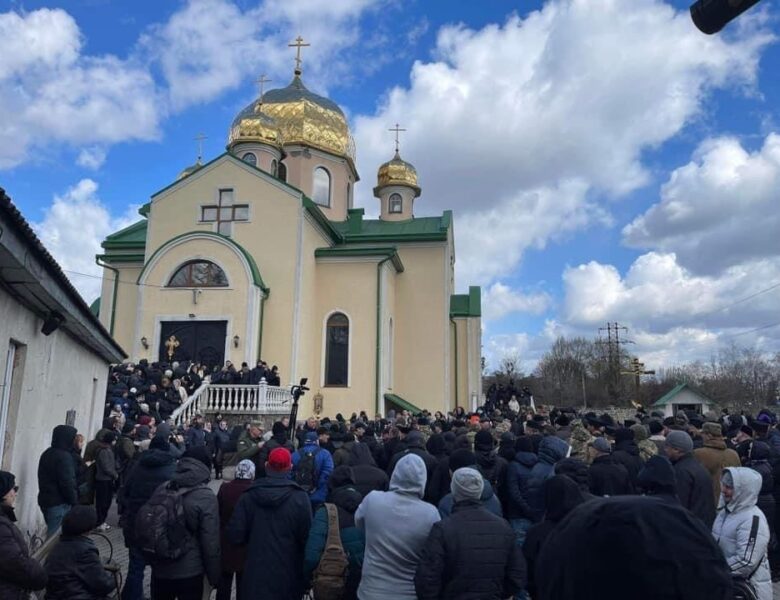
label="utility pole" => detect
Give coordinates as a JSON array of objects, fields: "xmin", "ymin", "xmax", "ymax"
[{"xmin": 596, "ymin": 322, "xmax": 634, "ymax": 403}]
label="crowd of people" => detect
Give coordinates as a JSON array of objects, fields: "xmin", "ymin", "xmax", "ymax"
[{"xmin": 3, "ymin": 382, "xmax": 780, "ymax": 599}]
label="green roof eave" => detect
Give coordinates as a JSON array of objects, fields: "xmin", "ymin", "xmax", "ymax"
[
  {"xmin": 101, "ymin": 219, "xmax": 148, "ymax": 250},
  {"xmin": 96, "ymin": 253, "xmax": 146, "ymax": 264},
  {"xmin": 450, "ymin": 286, "xmax": 482, "ymax": 318},
  {"xmin": 137, "ymin": 231, "xmax": 269, "ymax": 294},
  {"xmin": 315, "ymin": 246, "xmax": 404, "ymax": 272},
  {"xmin": 89, "ymin": 297, "xmax": 100, "ymax": 317},
  {"xmin": 344, "ymin": 232, "xmax": 448, "ymax": 243},
  {"xmin": 384, "ymin": 393, "xmax": 423, "ymax": 415},
  {"xmin": 333, "ymin": 212, "xmax": 452, "ymax": 244},
  {"xmin": 651, "ymin": 382, "xmax": 716, "ymax": 407},
  {"xmin": 139, "ymin": 203, "xmax": 150, "ymax": 217},
  {"xmin": 303, "ymin": 198, "xmax": 345, "ymax": 244}
]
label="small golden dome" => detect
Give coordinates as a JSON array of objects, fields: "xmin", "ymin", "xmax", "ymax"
[
  {"xmin": 374, "ymin": 151, "xmax": 421, "ymax": 197},
  {"xmin": 227, "ymin": 101, "xmax": 283, "ymax": 149},
  {"xmin": 260, "ymin": 75, "xmax": 355, "ymax": 164},
  {"xmin": 177, "ymin": 160, "xmax": 203, "ymax": 181}
]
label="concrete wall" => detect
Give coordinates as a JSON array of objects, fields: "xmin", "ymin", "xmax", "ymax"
[{"xmin": 0, "ymin": 285, "xmax": 109, "ymax": 537}]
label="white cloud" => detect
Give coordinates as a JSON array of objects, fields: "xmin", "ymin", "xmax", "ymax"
[
  {"xmin": 33, "ymin": 179, "xmax": 139, "ymax": 302},
  {"xmin": 354, "ymin": 0, "xmax": 772, "ymax": 287},
  {"xmin": 623, "ymin": 133, "xmax": 780, "ymax": 274},
  {"xmin": 0, "ymin": 8, "xmax": 161, "ymax": 169},
  {"xmin": 76, "ymin": 147, "xmax": 107, "ymax": 170},
  {"xmin": 482, "ymin": 281, "xmax": 551, "ymax": 321}
]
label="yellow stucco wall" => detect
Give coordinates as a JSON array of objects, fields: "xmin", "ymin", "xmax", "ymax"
[{"xmin": 283, "ymin": 146, "xmax": 354, "ymax": 222}]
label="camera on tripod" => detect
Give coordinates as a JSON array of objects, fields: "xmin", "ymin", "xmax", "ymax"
[{"xmin": 287, "ymin": 377, "xmax": 309, "ymax": 440}]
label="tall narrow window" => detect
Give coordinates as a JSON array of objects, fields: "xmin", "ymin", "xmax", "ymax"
[
  {"xmin": 325, "ymin": 312, "xmax": 349, "ymax": 386},
  {"xmin": 277, "ymin": 162, "xmax": 287, "ymax": 182},
  {"xmin": 242, "ymin": 152, "xmax": 257, "ymax": 166},
  {"xmin": 389, "ymin": 193, "xmax": 403, "ymax": 214},
  {"xmin": 313, "ymin": 167, "xmax": 331, "ymax": 207}
]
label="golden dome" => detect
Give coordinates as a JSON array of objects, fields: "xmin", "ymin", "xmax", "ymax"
[
  {"xmin": 227, "ymin": 102, "xmax": 283, "ymax": 149},
  {"xmin": 260, "ymin": 75, "xmax": 356, "ymax": 164},
  {"xmin": 374, "ymin": 151, "xmax": 421, "ymax": 197}
]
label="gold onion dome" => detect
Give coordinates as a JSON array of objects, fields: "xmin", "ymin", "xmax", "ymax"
[
  {"xmin": 375, "ymin": 151, "xmax": 421, "ymax": 197},
  {"xmin": 260, "ymin": 75, "xmax": 356, "ymax": 163},
  {"xmin": 228, "ymin": 101, "xmax": 283, "ymax": 149}
]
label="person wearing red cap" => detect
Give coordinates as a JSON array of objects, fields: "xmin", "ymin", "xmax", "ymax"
[{"xmin": 227, "ymin": 448, "xmax": 312, "ymax": 600}]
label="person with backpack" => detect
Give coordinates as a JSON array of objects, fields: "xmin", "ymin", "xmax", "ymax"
[
  {"xmin": 304, "ymin": 465, "xmax": 365, "ymax": 599},
  {"xmin": 119, "ymin": 435, "xmax": 176, "ymax": 600},
  {"xmin": 139, "ymin": 447, "xmax": 220, "ymax": 600},
  {"xmin": 227, "ymin": 448, "xmax": 313, "ymax": 600},
  {"xmin": 293, "ymin": 432, "xmax": 334, "ymax": 510}
]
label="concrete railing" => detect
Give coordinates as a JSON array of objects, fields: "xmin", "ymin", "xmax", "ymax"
[
  {"xmin": 171, "ymin": 382, "xmax": 210, "ymax": 426},
  {"xmin": 204, "ymin": 379, "xmax": 292, "ymax": 414}
]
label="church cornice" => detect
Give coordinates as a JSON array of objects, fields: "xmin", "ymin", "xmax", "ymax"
[{"xmin": 314, "ymin": 246, "xmax": 404, "ymax": 273}]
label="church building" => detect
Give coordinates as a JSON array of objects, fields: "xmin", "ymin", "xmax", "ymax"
[{"xmin": 95, "ymin": 44, "xmax": 482, "ymax": 417}]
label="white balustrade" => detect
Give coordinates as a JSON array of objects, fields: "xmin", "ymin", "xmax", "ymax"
[{"xmin": 198, "ymin": 378, "xmax": 292, "ymax": 417}]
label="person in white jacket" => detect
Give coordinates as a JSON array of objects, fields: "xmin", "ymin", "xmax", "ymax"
[{"xmin": 712, "ymin": 467, "xmax": 772, "ymax": 600}]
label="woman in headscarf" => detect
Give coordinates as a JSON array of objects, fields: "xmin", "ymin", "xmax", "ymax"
[{"xmin": 216, "ymin": 459, "xmax": 255, "ymax": 600}]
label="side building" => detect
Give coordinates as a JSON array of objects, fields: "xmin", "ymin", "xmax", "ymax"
[{"xmin": 0, "ymin": 189, "xmax": 125, "ymax": 536}]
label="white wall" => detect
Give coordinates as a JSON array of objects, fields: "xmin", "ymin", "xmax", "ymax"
[
  {"xmin": 0, "ymin": 285, "xmax": 110, "ymax": 538},
  {"xmin": 661, "ymin": 388, "xmax": 714, "ymax": 418}
]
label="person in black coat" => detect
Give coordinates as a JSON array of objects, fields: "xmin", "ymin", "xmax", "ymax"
[
  {"xmin": 743, "ymin": 440, "xmax": 777, "ymax": 551},
  {"xmin": 587, "ymin": 438, "xmax": 632, "ymax": 497},
  {"xmin": 118, "ymin": 436, "xmax": 176, "ymax": 600},
  {"xmin": 227, "ymin": 448, "xmax": 312, "ymax": 600},
  {"xmin": 537, "ymin": 496, "xmax": 732, "ymax": 600},
  {"xmin": 348, "ymin": 442, "xmax": 389, "ymax": 498},
  {"xmin": 37, "ymin": 424, "xmax": 79, "ymax": 537},
  {"xmin": 611, "ymin": 428, "xmax": 645, "ymax": 488},
  {"xmin": 387, "ymin": 431, "xmax": 440, "ymax": 503},
  {"xmin": 636, "ymin": 455, "xmax": 679, "ymax": 504},
  {"xmin": 44, "ymin": 505, "xmax": 116, "ymax": 600},
  {"xmin": 664, "ymin": 431, "xmax": 716, "ymax": 528},
  {"xmin": 414, "ymin": 468, "xmax": 526, "ymax": 600},
  {"xmin": 0, "ymin": 471, "xmax": 48, "ymax": 599},
  {"xmin": 554, "ymin": 457, "xmax": 596, "ymax": 501},
  {"xmin": 474, "ymin": 430, "xmax": 508, "ymax": 508},
  {"xmin": 523, "ymin": 475, "xmax": 585, "ymax": 598}
]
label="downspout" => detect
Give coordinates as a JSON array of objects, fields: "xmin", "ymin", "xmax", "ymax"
[
  {"xmin": 256, "ymin": 292, "xmax": 266, "ymax": 361},
  {"xmin": 450, "ymin": 317, "xmax": 459, "ymax": 410},
  {"xmin": 95, "ymin": 257, "xmax": 119, "ymax": 336},
  {"xmin": 375, "ymin": 257, "xmax": 392, "ymax": 416}
]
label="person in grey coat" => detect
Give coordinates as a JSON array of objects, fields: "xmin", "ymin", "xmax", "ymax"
[
  {"xmin": 149, "ymin": 448, "xmax": 220, "ymax": 600},
  {"xmin": 712, "ymin": 467, "xmax": 772, "ymax": 600},
  {"xmin": 355, "ymin": 453, "xmax": 440, "ymax": 600}
]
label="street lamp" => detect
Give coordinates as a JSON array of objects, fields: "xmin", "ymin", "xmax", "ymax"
[{"xmin": 690, "ymin": 0, "xmax": 763, "ymax": 35}]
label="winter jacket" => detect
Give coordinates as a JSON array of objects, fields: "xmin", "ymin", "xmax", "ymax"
[
  {"xmin": 292, "ymin": 442, "xmax": 335, "ymax": 505},
  {"xmin": 217, "ymin": 478, "xmax": 253, "ymax": 573},
  {"xmin": 712, "ymin": 467, "xmax": 772, "ymax": 600},
  {"xmin": 588, "ymin": 454, "xmax": 632, "ymax": 497},
  {"xmin": 44, "ymin": 535, "xmax": 115, "ymax": 599},
  {"xmin": 611, "ymin": 439, "xmax": 644, "ymax": 488},
  {"xmin": 0, "ymin": 505, "xmax": 47, "ymax": 599},
  {"xmin": 414, "ymin": 501, "xmax": 526, "ymax": 600},
  {"xmin": 185, "ymin": 426, "xmax": 206, "ymax": 449},
  {"xmin": 37, "ymin": 425, "xmax": 78, "ymax": 509},
  {"xmin": 438, "ymin": 478, "xmax": 503, "ymax": 519},
  {"xmin": 694, "ymin": 438, "xmax": 741, "ymax": 504},
  {"xmin": 356, "ymin": 454, "xmax": 441, "ymax": 600},
  {"xmin": 119, "ymin": 448, "xmax": 176, "ymax": 548},
  {"xmin": 526, "ymin": 437, "xmax": 569, "ymax": 521},
  {"xmin": 568, "ymin": 422, "xmax": 594, "ymax": 463},
  {"xmin": 745, "ymin": 442, "xmax": 777, "ymax": 545},
  {"xmin": 673, "ymin": 452, "xmax": 717, "ymax": 529},
  {"xmin": 554, "ymin": 458, "xmax": 596, "ymax": 501},
  {"xmin": 523, "ymin": 476, "xmax": 585, "ymax": 598},
  {"xmin": 636, "ymin": 455, "xmax": 679, "ymax": 504},
  {"xmin": 254, "ymin": 435, "xmax": 295, "ymax": 477},
  {"xmin": 149, "ymin": 458, "xmax": 220, "ymax": 587},
  {"xmin": 212, "ymin": 427, "xmax": 231, "ymax": 451},
  {"xmin": 349, "ymin": 443, "xmax": 389, "ymax": 498},
  {"xmin": 630, "ymin": 424, "xmax": 658, "ymax": 462},
  {"xmin": 94, "ymin": 445, "xmax": 118, "ymax": 482},
  {"xmin": 475, "ymin": 450, "xmax": 508, "ymax": 507},
  {"xmin": 506, "ymin": 451, "xmax": 538, "ymax": 520},
  {"xmin": 304, "ymin": 484, "xmax": 366, "ymax": 599},
  {"xmin": 226, "ymin": 472, "xmax": 313, "ymax": 600},
  {"xmin": 234, "ymin": 430, "xmax": 263, "ymax": 464},
  {"xmin": 386, "ymin": 432, "xmax": 440, "ymax": 504}
]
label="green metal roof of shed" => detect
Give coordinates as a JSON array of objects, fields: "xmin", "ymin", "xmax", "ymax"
[
  {"xmin": 102, "ymin": 220, "xmax": 147, "ymax": 249},
  {"xmin": 652, "ymin": 383, "xmax": 713, "ymax": 407}
]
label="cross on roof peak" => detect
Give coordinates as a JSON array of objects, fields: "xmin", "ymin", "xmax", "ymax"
[
  {"xmin": 289, "ymin": 36, "xmax": 311, "ymax": 76},
  {"xmin": 388, "ymin": 123, "xmax": 406, "ymax": 154},
  {"xmin": 194, "ymin": 133, "xmax": 207, "ymax": 163}
]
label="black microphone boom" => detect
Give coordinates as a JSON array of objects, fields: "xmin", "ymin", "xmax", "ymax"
[{"xmin": 690, "ymin": 0, "xmax": 763, "ymax": 35}]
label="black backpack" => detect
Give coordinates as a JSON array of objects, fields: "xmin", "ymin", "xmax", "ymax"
[
  {"xmin": 295, "ymin": 447, "xmax": 321, "ymax": 493},
  {"xmin": 135, "ymin": 481, "xmax": 197, "ymax": 562}
]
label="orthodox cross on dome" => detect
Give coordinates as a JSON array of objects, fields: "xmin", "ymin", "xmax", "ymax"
[
  {"xmin": 194, "ymin": 132, "xmax": 207, "ymax": 164},
  {"xmin": 256, "ymin": 74, "xmax": 272, "ymax": 105},
  {"xmin": 289, "ymin": 35, "xmax": 310, "ymax": 75},
  {"xmin": 389, "ymin": 123, "xmax": 406, "ymax": 154}
]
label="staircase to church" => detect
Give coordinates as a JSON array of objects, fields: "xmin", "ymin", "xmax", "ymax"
[{"xmin": 172, "ymin": 378, "xmax": 293, "ymax": 426}]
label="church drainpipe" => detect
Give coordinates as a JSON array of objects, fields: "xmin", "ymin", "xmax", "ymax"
[
  {"xmin": 95, "ymin": 257, "xmax": 119, "ymax": 336},
  {"xmin": 375, "ymin": 257, "xmax": 392, "ymax": 416},
  {"xmin": 256, "ymin": 293, "xmax": 266, "ymax": 362},
  {"xmin": 450, "ymin": 317, "xmax": 459, "ymax": 410}
]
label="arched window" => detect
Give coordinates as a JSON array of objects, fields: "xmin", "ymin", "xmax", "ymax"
[
  {"xmin": 168, "ymin": 260, "xmax": 228, "ymax": 288},
  {"xmin": 277, "ymin": 162, "xmax": 287, "ymax": 182},
  {"xmin": 271, "ymin": 159, "xmax": 278, "ymax": 177},
  {"xmin": 325, "ymin": 312, "xmax": 349, "ymax": 386},
  {"xmin": 242, "ymin": 152, "xmax": 257, "ymax": 166},
  {"xmin": 389, "ymin": 193, "xmax": 403, "ymax": 214},
  {"xmin": 313, "ymin": 167, "xmax": 331, "ymax": 207}
]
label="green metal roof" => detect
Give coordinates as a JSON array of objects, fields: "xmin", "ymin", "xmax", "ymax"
[
  {"xmin": 333, "ymin": 209, "xmax": 451, "ymax": 243},
  {"xmin": 652, "ymin": 383, "xmax": 713, "ymax": 407},
  {"xmin": 315, "ymin": 246, "xmax": 405, "ymax": 272},
  {"xmin": 450, "ymin": 286, "xmax": 482, "ymax": 318},
  {"xmin": 102, "ymin": 220, "xmax": 148, "ymax": 250},
  {"xmin": 89, "ymin": 297, "xmax": 100, "ymax": 318},
  {"xmin": 384, "ymin": 393, "xmax": 423, "ymax": 415}
]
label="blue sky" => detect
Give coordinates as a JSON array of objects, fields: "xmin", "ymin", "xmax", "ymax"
[{"xmin": 2, "ymin": 0, "xmax": 780, "ymax": 371}]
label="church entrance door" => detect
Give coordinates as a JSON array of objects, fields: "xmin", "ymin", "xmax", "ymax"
[{"xmin": 159, "ymin": 320, "xmax": 227, "ymax": 371}]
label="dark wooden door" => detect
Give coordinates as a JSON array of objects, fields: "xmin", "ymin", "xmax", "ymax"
[{"xmin": 159, "ymin": 321, "xmax": 227, "ymax": 370}]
